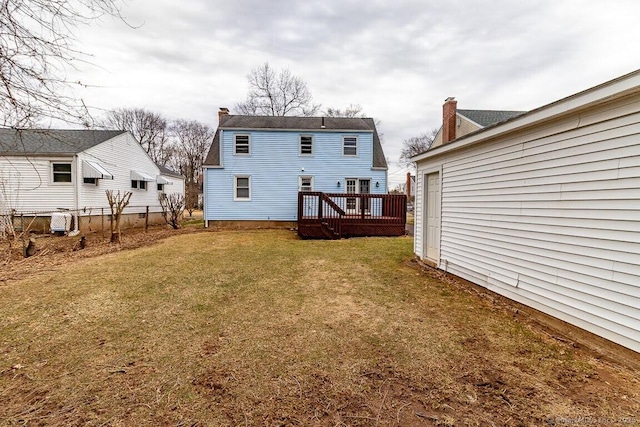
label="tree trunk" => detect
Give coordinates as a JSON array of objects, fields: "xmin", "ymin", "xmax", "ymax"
[{"xmin": 24, "ymin": 237, "xmax": 36, "ymax": 257}]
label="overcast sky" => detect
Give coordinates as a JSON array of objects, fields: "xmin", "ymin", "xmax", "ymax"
[{"xmin": 69, "ymin": 0, "xmax": 640, "ymax": 188}]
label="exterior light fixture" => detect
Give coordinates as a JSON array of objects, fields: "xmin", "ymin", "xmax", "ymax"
[
  {"xmin": 375, "ymin": 181, "xmax": 380, "ymax": 188},
  {"xmin": 337, "ymin": 181, "xmax": 341, "ymax": 188}
]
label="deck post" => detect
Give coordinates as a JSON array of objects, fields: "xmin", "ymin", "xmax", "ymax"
[
  {"xmin": 317, "ymin": 193, "xmax": 322, "ymax": 220},
  {"xmin": 403, "ymin": 195, "xmax": 407, "ymax": 224}
]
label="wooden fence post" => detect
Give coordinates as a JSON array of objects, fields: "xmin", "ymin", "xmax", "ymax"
[
  {"xmin": 20, "ymin": 214, "xmax": 25, "ymax": 253},
  {"xmin": 145, "ymin": 206, "xmax": 149, "ymax": 231}
]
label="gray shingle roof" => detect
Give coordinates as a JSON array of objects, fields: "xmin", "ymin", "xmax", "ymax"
[
  {"xmin": 0, "ymin": 129, "xmax": 126, "ymax": 156},
  {"xmin": 457, "ymin": 109, "xmax": 526, "ymax": 127},
  {"xmin": 157, "ymin": 164, "xmax": 183, "ymax": 178},
  {"xmin": 204, "ymin": 115, "xmax": 387, "ymax": 168}
]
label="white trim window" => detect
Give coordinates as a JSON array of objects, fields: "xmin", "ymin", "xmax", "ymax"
[
  {"xmin": 234, "ymin": 175, "xmax": 251, "ymax": 200},
  {"xmin": 234, "ymin": 134, "xmax": 250, "ymax": 155},
  {"xmin": 52, "ymin": 162, "xmax": 72, "ymax": 183},
  {"xmin": 131, "ymin": 180, "xmax": 148, "ymax": 190},
  {"xmin": 299, "ymin": 176, "xmax": 313, "ymax": 192},
  {"xmin": 342, "ymin": 136, "xmax": 358, "ymax": 156},
  {"xmin": 300, "ymin": 135, "xmax": 313, "ymax": 155}
]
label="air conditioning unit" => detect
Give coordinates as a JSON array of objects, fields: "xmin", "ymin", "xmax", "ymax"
[{"xmin": 50, "ymin": 212, "xmax": 72, "ymax": 234}]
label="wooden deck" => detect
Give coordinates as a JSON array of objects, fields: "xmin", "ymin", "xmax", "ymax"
[{"xmin": 297, "ymin": 192, "xmax": 407, "ymax": 239}]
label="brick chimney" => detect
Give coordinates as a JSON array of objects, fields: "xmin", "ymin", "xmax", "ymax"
[
  {"xmin": 442, "ymin": 97, "xmax": 457, "ymax": 144},
  {"xmin": 218, "ymin": 107, "xmax": 229, "ymax": 122}
]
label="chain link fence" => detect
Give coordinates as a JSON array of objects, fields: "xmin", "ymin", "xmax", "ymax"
[{"xmin": 1, "ymin": 204, "xmax": 170, "ymax": 240}]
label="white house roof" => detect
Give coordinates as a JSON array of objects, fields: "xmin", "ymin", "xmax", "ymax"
[
  {"xmin": 0, "ymin": 129, "xmax": 126, "ymax": 156},
  {"xmin": 157, "ymin": 164, "xmax": 183, "ymax": 178}
]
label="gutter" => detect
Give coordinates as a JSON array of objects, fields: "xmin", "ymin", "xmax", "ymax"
[{"xmin": 203, "ymin": 165, "xmax": 208, "ymax": 228}]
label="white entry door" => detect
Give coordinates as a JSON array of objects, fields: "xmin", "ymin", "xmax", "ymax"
[{"xmin": 424, "ymin": 172, "xmax": 440, "ymax": 261}]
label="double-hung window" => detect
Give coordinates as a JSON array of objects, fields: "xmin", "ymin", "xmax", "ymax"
[
  {"xmin": 300, "ymin": 135, "xmax": 313, "ymax": 155},
  {"xmin": 343, "ymin": 136, "xmax": 358, "ymax": 156},
  {"xmin": 131, "ymin": 180, "xmax": 147, "ymax": 190},
  {"xmin": 299, "ymin": 176, "xmax": 313, "ymax": 192},
  {"xmin": 234, "ymin": 134, "xmax": 250, "ymax": 155},
  {"xmin": 52, "ymin": 163, "xmax": 72, "ymax": 183},
  {"xmin": 235, "ymin": 175, "xmax": 251, "ymax": 200}
]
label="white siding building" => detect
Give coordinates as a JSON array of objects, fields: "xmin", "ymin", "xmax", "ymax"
[
  {"xmin": 0, "ymin": 129, "xmax": 185, "ymax": 233},
  {"xmin": 412, "ymin": 70, "xmax": 640, "ymax": 353}
]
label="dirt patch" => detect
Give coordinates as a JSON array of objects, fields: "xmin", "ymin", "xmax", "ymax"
[{"xmin": 0, "ymin": 225, "xmax": 206, "ymax": 284}]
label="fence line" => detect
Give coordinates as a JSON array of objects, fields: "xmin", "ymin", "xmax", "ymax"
[{"xmin": 1, "ymin": 204, "xmax": 171, "ymax": 240}]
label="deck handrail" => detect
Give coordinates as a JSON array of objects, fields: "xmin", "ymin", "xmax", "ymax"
[
  {"xmin": 298, "ymin": 191, "xmax": 407, "ymax": 239},
  {"xmin": 321, "ymin": 193, "xmax": 345, "ymax": 216}
]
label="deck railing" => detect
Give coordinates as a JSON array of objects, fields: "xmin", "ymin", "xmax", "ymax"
[{"xmin": 298, "ymin": 192, "xmax": 407, "ymax": 239}]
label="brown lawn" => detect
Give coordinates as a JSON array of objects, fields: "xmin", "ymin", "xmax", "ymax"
[{"xmin": 0, "ymin": 229, "xmax": 638, "ymax": 426}]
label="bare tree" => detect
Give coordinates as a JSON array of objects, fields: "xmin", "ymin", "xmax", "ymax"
[
  {"xmin": 169, "ymin": 119, "xmax": 213, "ymax": 215},
  {"xmin": 399, "ymin": 128, "xmax": 440, "ymax": 168},
  {"xmin": 0, "ymin": 0, "xmax": 127, "ymax": 128},
  {"xmin": 159, "ymin": 193, "xmax": 184, "ymax": 229},
  {"xmin": 105, "ymin": 190, "xmax": 132, "ymax": 243},
  {"xmin": 389, "ymin": 183, "xmax": 406, "ymax": 194},
  {"xmin": 101, "ymin": 108, "xmax": 170, "ymax": 165},
  {"xmin": 324, "ymin": 104, "xmax": 384, "ymax": 143},
  {"xmin": 235, "ymin": 63, "xmax": 320, "ymax": 117},
  {"xmin": 0, "ymin": 173, "xmax": 16, "ymax": 240},
  {"xmin": 324, "ymin": 104, "xmax": 365, "ymax": 118}
]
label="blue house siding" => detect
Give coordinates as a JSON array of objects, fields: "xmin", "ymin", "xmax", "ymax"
[{"xmin": 205, "ymin": 129, "xmax": 387, "ymax": 221}]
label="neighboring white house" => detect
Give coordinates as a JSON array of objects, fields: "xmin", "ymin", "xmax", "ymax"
[
  {"xmin": 412, "ymin": 70, "xmax": 640, "ymax": 353},
  {"xmin": 0, "ymin": 129, "xmax": 185, "ymax": 233}
]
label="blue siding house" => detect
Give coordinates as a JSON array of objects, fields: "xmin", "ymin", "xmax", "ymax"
[{"xmin": 203, "ymin": 110, "xmax": 388, "ymax": 226}]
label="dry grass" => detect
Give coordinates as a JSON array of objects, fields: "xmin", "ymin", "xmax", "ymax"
[
  {"xmin": 0, "ymin": 230, "xmax": 638, "ymax": 426},
  {"xmin": 406, "ymin": 212, "xmax": 414, "ymax": 226}
]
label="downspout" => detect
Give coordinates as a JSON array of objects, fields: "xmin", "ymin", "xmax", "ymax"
[
  {"xmin": 203, "ymin": 166, "xmax": 208, "ymax": 228},
  {"xmin": 68, "ymin": 154, "xmax": 80, "ymax": 236}
]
